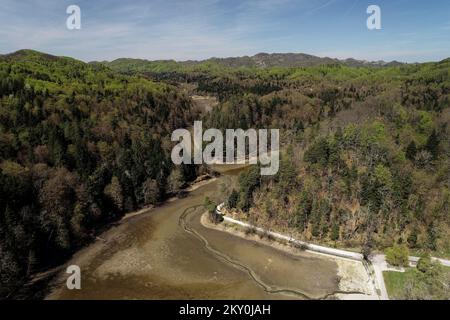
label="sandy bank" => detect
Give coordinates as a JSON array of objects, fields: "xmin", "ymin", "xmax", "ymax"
[{"xmin": 121, "ymin": 176, "xmax": 217, "ymax": 221}]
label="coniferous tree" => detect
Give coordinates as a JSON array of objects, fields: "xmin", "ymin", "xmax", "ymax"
[
  {"xmin": 406, "ymin": 141, "xmax": 417, "ymax": 161},
  {"xmin": 425, "ymin": 129, "xmax": 439, "ymax": 160}
]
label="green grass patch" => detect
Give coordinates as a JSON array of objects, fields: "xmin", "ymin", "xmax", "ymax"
[
  {"xmin": 383, "ymin": 270, "xmax": 411, "ymax": 299},
  {"xmin": 384, "ymin": 266, "xmax": 450, "ymax": 299}
]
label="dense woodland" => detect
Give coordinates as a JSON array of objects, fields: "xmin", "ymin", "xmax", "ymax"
[
  {"xmin": 200, "ymin": 61, "xmax": 450, "ymax": 259},
  {"xmin": 108, "ymin": 56, "xmax": 450, "ymax": 259},
  {"xmin": 0, "ymin": 50, "xmax": 201, "ymax": 297},
  {"xmin": 132, "ymin": 57, "xmax": 449, "ymax": 299},
  {"xmin": 1, "ymin": 49, "xmax": 449, "ymax": 298}
]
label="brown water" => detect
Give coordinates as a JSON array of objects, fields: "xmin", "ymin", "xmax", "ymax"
[{"xmin": 48, "ymin": 167, "xmax": 340, "ymax": 300}]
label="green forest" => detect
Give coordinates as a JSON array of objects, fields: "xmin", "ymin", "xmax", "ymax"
[
  {"xmin": 1, "ymin": 49, "xmax": 449, "ymax": 298},
  {"xmin": 202, "ymin": 62, "xmax": 449, "ymax": 256},
  {"xmin": 0, "ymin": 50, "xmax": 201, "ymax": 297},
  {"xmin": 112, "ymin": 56, "xmax": 449, "ymax": 257}
]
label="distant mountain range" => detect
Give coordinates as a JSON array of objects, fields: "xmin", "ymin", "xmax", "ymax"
[
  {"xmin": 1, "ymin": 49, "xmax": 405, "ymax": 69},
  {"xmin": 103, "ymin": 52, "xmax": 405, "ymax": 71},
  {"xmin": 200, "ymin": 52, "xmax": 405, "ymax": 68}
]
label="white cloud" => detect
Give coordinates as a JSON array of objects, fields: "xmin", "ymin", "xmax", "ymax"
[{"xmin": 0, "ymin": 0, "xmax": 448, "ymax": 62}]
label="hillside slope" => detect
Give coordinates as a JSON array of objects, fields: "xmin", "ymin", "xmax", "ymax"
[
  {"xmin": 102, "ymin": 52, "xmax": 404, "ymax": 75},
  {"xmin": 0, "ymin": 50, "xmax": 199, "ymax": 297}
]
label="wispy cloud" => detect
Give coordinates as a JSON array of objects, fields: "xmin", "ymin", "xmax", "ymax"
[
  {"xmin": 0, "ymin": 0, "xmax": 449, "ymax": 62},
  {"xmin": 304, "ymin": 0, "xmax": 339, "ymax": 15}
]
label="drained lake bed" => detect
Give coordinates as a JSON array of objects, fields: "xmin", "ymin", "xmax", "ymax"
[{"xmin": 48, "ymin": 173, "xmax": 342, "ymax": 300}]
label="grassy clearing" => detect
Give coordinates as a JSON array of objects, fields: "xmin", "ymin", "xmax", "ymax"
[
  {"xmin": 383, "ymin": 266, "xmax": 450, "ymax": 300},
  {"xmin": 383, "ymin": 270, "xmax": 410, "ymax": 299}
]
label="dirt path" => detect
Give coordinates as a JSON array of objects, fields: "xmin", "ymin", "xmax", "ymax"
[
  {"xmin": 369, "ymin": 254, "xmax": 450, "ymax": 300},
  {"xmin": 370, "ymin": 254, "xmax": 390, "ymax": 300}
]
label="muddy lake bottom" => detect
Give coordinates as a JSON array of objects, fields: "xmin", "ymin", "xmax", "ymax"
[{"xmin": 48, "ymin": 172, "xmax": 340, "ymax": 300}]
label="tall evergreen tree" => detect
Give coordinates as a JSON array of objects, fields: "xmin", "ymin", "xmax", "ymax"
[{"xmin": 425, "ymin": 129, "xmax": 439, "ymax": 160}]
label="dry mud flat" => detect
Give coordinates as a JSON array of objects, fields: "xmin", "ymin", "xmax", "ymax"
[
  {"xmin": 47, "ymin": 174, "xmax": 367, "ymax": 300},
  {"xmin": 200, "ymin": 214, "xmax": 377, "ymax": 300}
]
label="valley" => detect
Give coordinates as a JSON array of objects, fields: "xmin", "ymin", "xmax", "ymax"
[
  {"xmin": 1, "ymin": 49, "xmax": 449, "ymax": 300},
  {"xmin": 47, "ymin": 168, "xmax": 343, "ymax": 300}
]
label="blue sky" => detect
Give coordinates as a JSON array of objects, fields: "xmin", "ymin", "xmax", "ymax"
[{"xmin": 0, "ymin": 0, "xmax": 449, "ymax": 62}]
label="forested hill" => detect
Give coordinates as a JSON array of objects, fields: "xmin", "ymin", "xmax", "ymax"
[
  {"xmin": 0, "ymin": 50, "xmax": 200, "ymax": 297},
  {"xmin": 101, "ymin": 52, "xmax": 403, "ymax": 75},
  {"xmin": 1, "ymin": 49, "xmax": 449, "ymax": 299},
  {"xmin": 201, "ymin": 58, "xmax": 449, "ymax": 263},
  {"xmin": 112, "ymin": 53, "xmax": 450, "ymax": 263}
]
